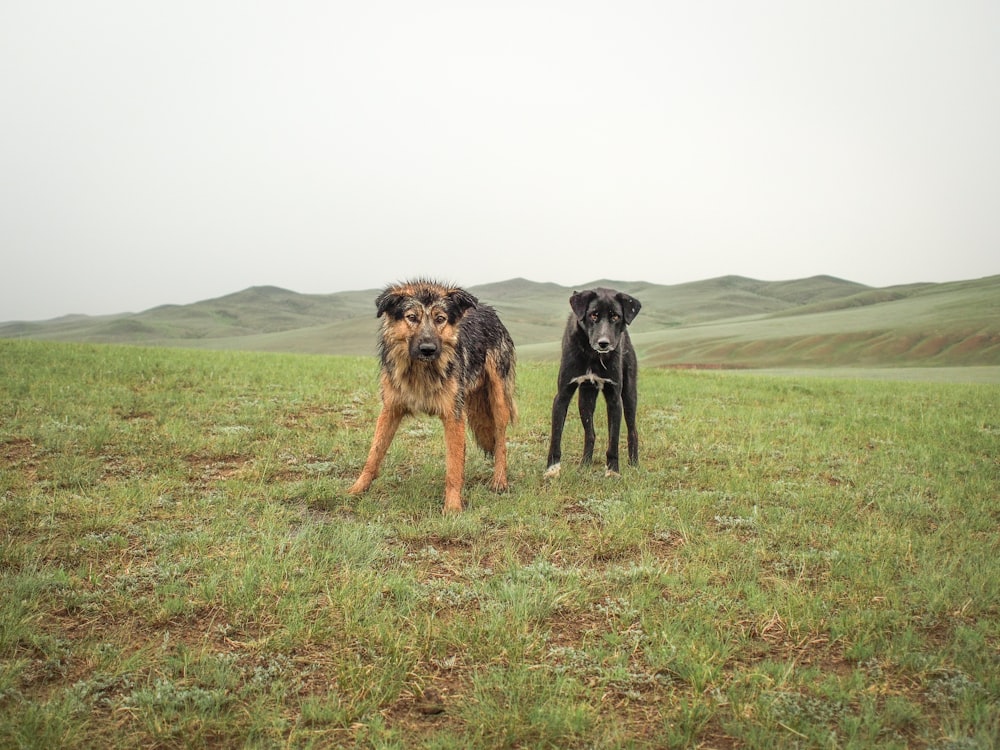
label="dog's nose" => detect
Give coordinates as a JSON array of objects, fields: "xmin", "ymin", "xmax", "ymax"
[
  {"xmin": 596, "ymin": 337, "xmax": 612, "ymax": 351},
  {"xmin": 418, "ymin": 342, "xmax": 438, "ymax": 357}
]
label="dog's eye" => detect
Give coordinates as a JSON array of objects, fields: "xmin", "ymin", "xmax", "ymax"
[
  {"xmin": 611, "ymin": 314, "xmax": 621, "ymax": 322},
  {"xmin": 405, "ymin": 313, "xmax": 419, "ymax": 323},
  {"xmin": 435, "ymin": 315, "xmax": 447, "ymax": 325},
  {"xmin": 589, "ymin": 312, "xmax": 599, "ymax": 321}
]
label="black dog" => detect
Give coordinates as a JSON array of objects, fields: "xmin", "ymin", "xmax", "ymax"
[{"xmin": 545, "ymin": 288, "xmax": 641, "ymax": 478}]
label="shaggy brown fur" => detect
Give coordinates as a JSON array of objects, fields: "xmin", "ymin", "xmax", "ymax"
[{"xmin": 347, "ymin": 279, "xmax": 516, "ymax": 512}]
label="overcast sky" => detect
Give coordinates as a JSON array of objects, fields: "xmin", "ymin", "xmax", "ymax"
[{"xmin": 2, "ymin": 1, "xmax": 998, "ymax": 321}]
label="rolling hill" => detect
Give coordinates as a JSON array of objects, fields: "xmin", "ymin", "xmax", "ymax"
[
  {"xmin": 633, "ymin": 275, "xmax": 1000, "ymax": 368},
  {"xmin": 2, "ymin": 275, "xmax": 999, "ymax": 369}
]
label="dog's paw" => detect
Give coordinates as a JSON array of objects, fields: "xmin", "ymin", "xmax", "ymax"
[
  {"xmin": 489, "ymin": 476, "xmax": 509, "ymax": 493},
  {"xmin": 543, "ymin": 463, "xmax": 561, "ymax": 479},
  {"xmin": 347, "ymin": 476, "xmax": 372, "ymax": 495},
  {"xmin": 604, "ymin": 468, "xmax": 621, "ymax": 478}
]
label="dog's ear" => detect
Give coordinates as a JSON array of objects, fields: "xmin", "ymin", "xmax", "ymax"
[
  {"xmin": 616, "ymin": 292, "xmax": 641, "ymax": 324},
  {"xmin": 446, "ymin": 289, "xmax": 478, "ymax": 320},
  {"xmin": 569, "ymin": 290, "xmax": 595, "ymax": 321},
  {"xmin": 375, "ymin": 290, "xmax": 404, "ymax": 318}
]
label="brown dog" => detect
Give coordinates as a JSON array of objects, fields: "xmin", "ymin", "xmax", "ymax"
[{"xmin": 348, "ymin": 279, "xmax": 517, "ymax": 512}]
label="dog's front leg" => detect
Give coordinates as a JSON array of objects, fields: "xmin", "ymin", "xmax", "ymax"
[
  {"xmin": 441, "ymin": 412, "xmax": 467, "ymax": 513},
  {"xmin": 545, "ymin": 385, "xmax": 576, "ymax": 477},
  {"xmin": 348, "ymin": 406, "xmax": 404, "ymax": 495}
]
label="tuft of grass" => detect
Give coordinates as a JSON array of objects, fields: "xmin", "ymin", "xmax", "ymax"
[{"xmin": 1, "ymin": 339, "xmax": 998, "ymax": 748}]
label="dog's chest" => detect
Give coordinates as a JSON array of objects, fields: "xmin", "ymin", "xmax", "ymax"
[{"xmin": 570, "ymin": 370, "xmax": 617, "ymax": 390}]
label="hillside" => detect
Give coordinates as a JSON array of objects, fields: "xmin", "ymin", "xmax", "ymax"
[
  {"xmin": 0, "ymin": 275, "xmax": 868, "ymax": 353},
  {"xmin": 636, "ymin": 275, "xmax": 1000, "ymax": 368},
  {"xmin": 2, "ymin": 274, "xmax": 999, "ymax": 368}
]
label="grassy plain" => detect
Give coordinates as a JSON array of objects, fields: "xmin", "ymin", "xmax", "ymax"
[{"xmin": 1, "ymin": 340, "xmax": 998, "ymax": 748}]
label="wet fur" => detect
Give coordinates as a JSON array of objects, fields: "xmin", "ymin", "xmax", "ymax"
[
  {"xmin": 348, "ymin": 279, "xmax": 516, "ymax": 512},
  {"xmin": 545, "ymin": 287, "xmax": 640, "ymax": 477}
]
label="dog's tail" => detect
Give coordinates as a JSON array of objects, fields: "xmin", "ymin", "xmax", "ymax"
[{"xmin": 467, "ymin": 357, "xmax": 517, "ymax": 456}]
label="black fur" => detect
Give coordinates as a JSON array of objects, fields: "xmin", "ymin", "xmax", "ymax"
[{"xmin": 545, "ymin": 287, "xmax": 640, "ymax": 477}]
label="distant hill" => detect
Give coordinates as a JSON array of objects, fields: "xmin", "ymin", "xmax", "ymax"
[
  {"xmin": 635, "ymin": 275, "xmax": 1000, "ymax": 368},
  {"xmin": 3, "ymin": 275, "xmax": 998, "ymax": 368}
]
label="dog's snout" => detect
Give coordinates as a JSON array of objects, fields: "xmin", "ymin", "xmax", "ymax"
[
  {"xmin": 596, "ymin": 337, "xmax": 612, "ymax": 351},
  {"xmin": 418, "ymin": 341, "xmax": 439, "ymax": 357}
]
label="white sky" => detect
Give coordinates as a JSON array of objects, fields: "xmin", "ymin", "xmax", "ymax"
[{"xmin": 2, "ymin": 1, "xmax": 998, "ymax": 321}]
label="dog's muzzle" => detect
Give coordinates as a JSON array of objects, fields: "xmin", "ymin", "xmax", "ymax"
[{"xmin": 414, "ymin": 340, "xmax": 439, "ymax": 360}]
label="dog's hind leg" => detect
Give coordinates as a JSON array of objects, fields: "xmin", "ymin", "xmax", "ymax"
[
  {"xmin": 484, "ymin": 367, "xmax": 512, "ymax": 492},
  {"xmin": 348, "ymin": 405, "xmax": 404, "ymax": 495},
  {"xmin": 441, "ymin": 412, "xmax": 467, "ymax": 513},
  {"xmin": 577, "ymin": 385, "xmax": 598, "ymax": 465},
  {"xmin": 603, "ymin": 389, "xmax": 624, "ymax": 476},
  {"xmin": 622, "ymin": 377, "xmax": 639, "ymax": 466}
]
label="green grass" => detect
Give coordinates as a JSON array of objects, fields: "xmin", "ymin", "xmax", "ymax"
[{"xmin": 1, "ymin": 339, "xmax": 998, "ymax": 748}]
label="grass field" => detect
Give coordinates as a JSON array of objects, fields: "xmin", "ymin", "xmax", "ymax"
[{"xmin": 2, "ymin": 340, "xmax": 998, "ymax": 748}]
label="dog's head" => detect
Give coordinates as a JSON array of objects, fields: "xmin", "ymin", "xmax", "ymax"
[
  {"xmin": 569, "ymin": 288, "xmax": 641, "ymax": 354},
  {"xmin": 376, "ymin": 280, "xmax": 478, "ymax": 362}
]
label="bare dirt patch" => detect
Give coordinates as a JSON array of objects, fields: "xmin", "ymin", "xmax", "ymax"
[
  {"xmin": 184, "ymin": 453, "xmax": 255, "ymax": 483},
  {"xmin": 1, "ymin": 437, "xmax": 41, "ymax": 477}
]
